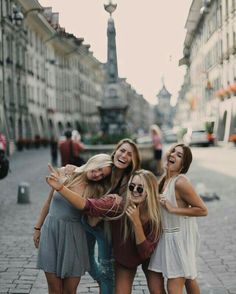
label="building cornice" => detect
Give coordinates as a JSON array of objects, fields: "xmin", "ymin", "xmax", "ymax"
[{"xmin": 184, "ymin": 0, "xmax": 203, "ymax": 48}]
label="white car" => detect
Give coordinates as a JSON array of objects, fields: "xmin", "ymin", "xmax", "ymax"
[{"xmin": 183, "ymin": 129, "xmax": 215, "ymax": 147}]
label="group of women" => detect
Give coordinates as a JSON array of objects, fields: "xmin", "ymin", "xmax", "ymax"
[{"xmin": 33, "ymin": 138, "xmax": 208, "ymax": 294}]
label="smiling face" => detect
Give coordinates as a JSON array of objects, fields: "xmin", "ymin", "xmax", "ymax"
[
  {"xmin": 166, "ymin": 145, "xmax": 184, "ymax": 175},
  {"xmin": 86, "ymin": 166, "xmax": 112, "ymax": 182},
  {"xmin": 128, "ymin": 175, "xmax": 147, "ymax": 205},
  {"xmin": 113, "ymin": 142, "xmax": 134, "ymax": 170}
]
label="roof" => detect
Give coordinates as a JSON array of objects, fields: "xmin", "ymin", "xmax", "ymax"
[{"xmin": 156, "ymin": 85, "xmax": 172, "ymax": 98}]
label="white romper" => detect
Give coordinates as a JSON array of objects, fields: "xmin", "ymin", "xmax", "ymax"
[{"xmin": 148, "ymin": 174, "xmax": 200, "ymax": 279}]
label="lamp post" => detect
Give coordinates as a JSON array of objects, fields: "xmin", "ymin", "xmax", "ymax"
[
  {"xmin": 98, "ymin": 0, "xmax": 128, "ymax": 139},
  {"xmin": 104, "ymin": 0, "xmax": 117, "ymax": 16}
]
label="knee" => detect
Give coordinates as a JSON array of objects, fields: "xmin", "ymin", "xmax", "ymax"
[
  {"xmin": 48, "ymin": 287, "xmax": 62, "ymax": 294},
  {"xmin": 149, "ymin": 286, "xmax": 166, "ymax": 294},
  {"xmin": 63, "ymin": 289, "xmax": 77, "ymax": 294}
]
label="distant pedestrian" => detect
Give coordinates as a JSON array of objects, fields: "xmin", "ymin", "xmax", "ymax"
[
  {"xmin": 59, "ymin": 130, "xmax": 85, "ymax": 167},
  {"xmin": 0, "ymin": 132, "xmax": 7, "ymax": 152},
  {"xmin": 150, "ymin": 124, "xmax": 163, "ymax": 176},
  {"xmin": 49, "ymin": 135, "xmax": 58, "ymax": 167},
  {"xmin": 72, "ymin": 130, "xmax": 85, "ymax": 166},
  {"xmin": 148, "ymin": 143, "xmax": 208, "ymax": 294},
  {"xmin": 0, "ymin": 132, "xmax": 9, "ymax": 180}
]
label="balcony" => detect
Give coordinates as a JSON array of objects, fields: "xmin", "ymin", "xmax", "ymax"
[
  {"xmin": 223, "ymin": 51, "xmax": 230, "ymax": 60},
  {"xmin": 229, "ymin": 47, "xmax": 236, "ymax": 55}
]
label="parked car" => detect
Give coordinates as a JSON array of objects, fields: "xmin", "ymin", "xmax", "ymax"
[
  {"xmin": 136, "ymin": 135, "xmax": 152, "ymax": 145},
  {"xmin": 183, "ymin": 129, "xmax": 215, "ymax": 147},
  {"xmin": 163, "ymin": 129, "xmax": 178, "ymax": 144}
]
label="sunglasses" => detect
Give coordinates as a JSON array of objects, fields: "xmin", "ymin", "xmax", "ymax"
[{"xmin": 128, "ymin": 183, "xmax": 144, "ymax": 194}]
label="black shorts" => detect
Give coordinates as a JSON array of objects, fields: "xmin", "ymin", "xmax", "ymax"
[{"xmin": 154, "ymin": 149, "xmax": 162, "ymax": 160}]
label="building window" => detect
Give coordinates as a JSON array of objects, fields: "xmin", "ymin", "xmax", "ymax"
[
  {"xmin": 232, "ymin": 0, "xmax": 235, "ymax": 12},
  {"xmin": 109, "ymin": 88, "xmax": 117, "ymax": 98},
  {"xmin": 217, "ymin": 5, "xmax": 222, "ymax": 28},
  {"xmin": 225, "ymin": 0, "xmax": 229, "ymax": 19}
]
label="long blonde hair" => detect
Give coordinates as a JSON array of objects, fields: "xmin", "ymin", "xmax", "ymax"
[
  {"xmin": 123, "ymin": 169, "xmax": 162, "ymax": 242},
  {"xmin": 150, "ymin": 124, "xmax": 162, "ymax": 137},
  {"xmin": 64, "ymin": 153, "xmax": 113, "ymax": 199}
]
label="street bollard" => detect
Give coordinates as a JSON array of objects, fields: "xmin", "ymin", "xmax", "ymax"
[{"xmin": 17, "ymin": 182, "xmax": 30, "ymax": 204}]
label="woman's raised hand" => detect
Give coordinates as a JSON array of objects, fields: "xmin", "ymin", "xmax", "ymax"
[
  {"xmin": 159, "ymin": 194, "xmax": 174, "ymax": 213},
  {"xmin": 126, "ymin": 204, "xmax": 141, "ymax": 226},
  {"xmin": 46, "ymin": 163, "xmax": 64, "ymax": 190},
  {"xmin": 33, "ymin": 230, "xmax": 40, "ymax": 249}
]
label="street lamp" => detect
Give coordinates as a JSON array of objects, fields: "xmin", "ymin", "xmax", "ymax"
[{"xmin": 104, "ymin": 0, "xmax": 117, "ymax": 16}]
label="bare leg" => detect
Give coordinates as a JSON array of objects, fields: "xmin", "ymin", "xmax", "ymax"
[
  {"xmin": 45, "ymin": 272, "xmax": 63, "ymax": 294},
  {"xmin": 185, "ymin": 279, "xmax": 200, "ymax": 294},
  {"xmin": 62, "ymin": 277, "xmax": 81, "ymax": 294},
  {"xmin": 115, "ymin": 262, "xmax": 136, "ymax": 294},
  {"xmin": 145, "ymin": 270, "xmax": 166, "ymax": 294},
  {"xmin": 167, "ymin": 277, "xmax": 185, "ymax": 294}
]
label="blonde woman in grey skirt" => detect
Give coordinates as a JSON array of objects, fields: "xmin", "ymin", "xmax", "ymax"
[
  {"xmin": 148, "ymin": 144, "xmax": 208, "ymax": 294},
  {"xmin": 33, "ymin": 154, "xmax": 112, "ymax": 294}
]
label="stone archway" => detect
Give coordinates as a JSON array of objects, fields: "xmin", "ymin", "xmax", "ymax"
[
  {"xmin": 48, "ymin": 119, "xmax": 55, "ymax": 137},
  {"xmin": 39, "ymin": 116, "xmax": 45, "ymax": 137},
  {"xmin": 9, "ymin": 116, "xmax": 14, "ymax": 139},
  {"xmin": 58, "ymin": 122, "xmax": 64, "ymax": 136},
  {"xmin": 66, "ymin": 122, "xmax": 72, "ymax": 129},
  {"xmin": 25, "ymin": 118, "xmax": 32, "ymax": 139},
  {"xmin": 18, "ymin": 118, "xmax": 23, "ymax": 138}
]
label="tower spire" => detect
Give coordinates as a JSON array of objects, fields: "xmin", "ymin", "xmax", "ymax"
[
  {"xmin": 98, "ymin": 0, "xmax": 128, "ymax": 137},
  {"xmin": 104, "ymin": 1, "xmax": 118, "ymax": 83}
]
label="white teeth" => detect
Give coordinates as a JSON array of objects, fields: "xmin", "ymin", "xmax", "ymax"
[
  {"xmin": 169, "ymin": 157, "xmax": 175, "ymax": 164},
  {"xmin": 118, "ymin": 159, "xmax": 126, "ymax": 164}
]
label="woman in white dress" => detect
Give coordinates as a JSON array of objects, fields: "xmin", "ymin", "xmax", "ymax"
[{"xmin": 148, "ymin": 143, "xmax": 208, "ymax": 294}]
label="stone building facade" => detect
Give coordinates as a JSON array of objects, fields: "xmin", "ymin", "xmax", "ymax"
[
  {"xmin": 178, "ymin": 0, "xmax": 236, "ymax": 142},
  {"xmin": 0, "ymin": 0, "xmax": 153, "ymax": 152}
]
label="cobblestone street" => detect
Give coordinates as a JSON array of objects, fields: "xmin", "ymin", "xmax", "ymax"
[{"xmin": 0, "ymin": 146, "xmax": 236, "ymax": 293}]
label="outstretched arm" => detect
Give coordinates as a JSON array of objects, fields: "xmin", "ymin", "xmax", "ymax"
[
  {"xmin": 46, "ymin": 164, "xmax": 123, "ymax": 216},
  {"xmin": 33, "ymin": 188, "xmax": 54, "ymax": 248},
  {"xmin": 46, "ymin": 164, "xmax": 87, "ymax": 209}
]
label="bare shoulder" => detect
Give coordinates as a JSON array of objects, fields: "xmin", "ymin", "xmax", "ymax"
[{"xmin": 175, "ymin": 175, "xmax": 191, "ymax": 190}]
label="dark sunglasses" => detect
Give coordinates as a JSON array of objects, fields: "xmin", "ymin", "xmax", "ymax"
[{"xmin": 128, "ymin": 183, "xmax": 144, "ymax": 194}]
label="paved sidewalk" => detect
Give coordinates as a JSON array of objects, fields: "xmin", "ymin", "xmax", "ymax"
[{"xmin": 0, "ymin": 147, "xmax": 236, "ymax": 293}]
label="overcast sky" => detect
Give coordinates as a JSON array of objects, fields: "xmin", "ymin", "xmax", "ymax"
[{"xmin": 39, "ymin": 0, "xmax": 192, "ymax": 105}]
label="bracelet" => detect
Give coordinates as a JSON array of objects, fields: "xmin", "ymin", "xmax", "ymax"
[
  {"xmin": 56, "ymin": 184, "xmax": 64, "ymax": 192},
  {"xmin": 34, "ymin": 227, "xmax": 41, "ymax": 231}
]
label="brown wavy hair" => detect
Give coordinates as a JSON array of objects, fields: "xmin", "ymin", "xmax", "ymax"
[
  {"xmin": 110, "ymin": 138, "xmax": 141, "ymax": 197},
  {"xmin": 159, "ymin": 143, "xmax": 192, "ymax": 193}
]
